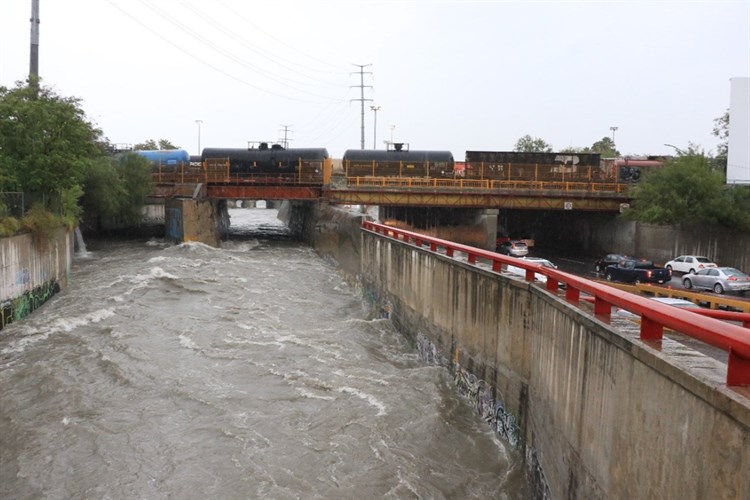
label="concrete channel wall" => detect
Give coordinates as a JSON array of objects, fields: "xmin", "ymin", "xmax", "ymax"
[
  {"xmin": 0, "ymin": 228, "xmax": 73, "ymax": 331},
  {"xmin": 360, "ymin": 231, "xmax": 750, "ymax": 498},
  {"xmin": 309, "ymin": 204, "xmax": 750, "ymax": 499},
  {"xmin": 552, "ymin": 214, "xmax": 750, "ymax": 271}
]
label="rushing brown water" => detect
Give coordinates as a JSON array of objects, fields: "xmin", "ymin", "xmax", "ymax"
[{"xmin": 0, "ymin": 208, "xmax": 530, "ymax": 499}]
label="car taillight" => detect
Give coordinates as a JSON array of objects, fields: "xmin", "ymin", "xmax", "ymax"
[
  {"xmin": 646, "ymin": 271, "xmax": 652, "ymax": 278},
  {"xmin": 698, "ymin": 264, "xmax": 705, "ymax": 269},
  {"xmin": 728, "ymin": 277, "xmax": 737, "ymax": 281}
]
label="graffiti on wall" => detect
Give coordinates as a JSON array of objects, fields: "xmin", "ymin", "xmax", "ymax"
[
  {"xmin": 414, "ymin": 330, "xmax": 522, "ymax": 449},
  {"xmin": 0, "ymin": 280, "xmax": 60, "ymax": 332}
]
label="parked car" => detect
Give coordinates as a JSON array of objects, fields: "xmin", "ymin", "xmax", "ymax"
[
  {"xmin": 664, "ymin": 255, "xmax": 717, "ymax": 275},
  {"xmin": 616, "ymin": 297, "xmax": 701, "ymax": 319},
  {"xmin": 506, "ymin": 257, "xmax": 557, "ymax": 284},
  {"xmin": 595, "ymin": 253, "xmax": 637, "ymax": 273},
  {"xmin": 604, "ymin": 259, "xmax": 672, "ymax": 284},
  {"xmin": 682, "ymin": 267, "xmax": 750, "ymax": 294},
  {"xmin": 497, "ymin": 240, "xmax": 529, "ymax": 257}
]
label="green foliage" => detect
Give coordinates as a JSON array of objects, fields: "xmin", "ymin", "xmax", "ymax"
[
  {"xmin": 514, "ymin": 135, "xmax": 552, "ymax": 152},
  {"xmin": 712, "ymin": 109, "xmax": 729, "ymax": 159},
  {"xmin": 134, "ymin": 139, "xmax": 179, "ymax": 150},
  {"xmin": 0, "ymin": 82, "xmax": 102, "ymax": 198},
  {"xmin": 560, "ymin": 137, "xmax": 619, "ymax": 157},
  {"xmin": 623, "ymin": 152, "xmax": 750, "ymax": 232},
  {"xmin": 80, "ymin": 153, "xmax": 154, "ymax": 226},
  {"xmin": 20, "ymin": 203, "xmax": 61, "ymax": 242},
  {"xmin": 589, "ymin": 137, "xmax": 619, "ymax": 158},
  {"xmin": 116, "ymin": 153, "xmax": 155, "ymax": 224},
  {"xmin": 0, "ymin": 201, "xmax": 20, "ymax": 237}
]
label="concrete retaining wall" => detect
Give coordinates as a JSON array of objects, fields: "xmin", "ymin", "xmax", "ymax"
[
  {"xmin": 572, "ymin": 215, "xmax": 750, "ymax": 271},
  {"xmin": 165, "ymin": 198, "xmax": 227, "ymax": 246},
  {"xmin": 0, "ymin": 228, "xmax": 72, "ymax": 331},
  {"xmin": 357, "ymin": 231, "xmax": 750, "ymax": 499}
]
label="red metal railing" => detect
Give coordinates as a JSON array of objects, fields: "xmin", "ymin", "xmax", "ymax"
[{"xmin": 361, "ymin": 221, "xmax": 750, "ymax": 386}]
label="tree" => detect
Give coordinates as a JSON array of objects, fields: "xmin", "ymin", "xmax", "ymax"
[
  {"xmin": 134, "ymin": 139, "xmax": 179, "ymax": 150},
  {"xmin": 589, "ymin": 137, "xmax": 619, "ymax": 158},
  {"xmin": 711, "ymin": 109, "xmax": 729, "ymax": 172},
  {"xmin": 514, "ymin": 135, "xmax": 552, "ymax": 152},
  {"xmin": 0, "ymin": 80, "xmax": 103, "ymax": 221},
  {"xmin": 622, "ymin": 148, "xmax": 750, "ymax": 232},
  {"xmin": 80, "ymin": 153, "xmax": 153, "ymax": 229}
]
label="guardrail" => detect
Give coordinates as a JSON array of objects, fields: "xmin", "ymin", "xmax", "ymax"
[
  {"xmin": 361, "ymin": 221, "xmax": 750, "ymax": 386},
  {"xmin": 346, "ymin": 176, "xmax": 630, "ymax": 193}
]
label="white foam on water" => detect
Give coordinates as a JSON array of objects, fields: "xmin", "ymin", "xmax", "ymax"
[
  {"xmin": 338, "ymin": 386, "xmax": 387, "ymax": 416},
  {"xmin": 178, "ymin": 334, "xmax": 199, "ymax": 350},
  {"xmin": 1, "ymin": 308, "xmax": 116, "ymax": 354}
]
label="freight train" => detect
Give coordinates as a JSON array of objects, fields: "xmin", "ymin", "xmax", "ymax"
[{"xmin": 136, "ymin": 141, "xmax": 664, "ymax": 186}]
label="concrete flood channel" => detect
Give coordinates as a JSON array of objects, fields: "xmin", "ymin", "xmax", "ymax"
[{"xmin": 309, "ymin": 205, "xmax": 750, "ymax": 499}]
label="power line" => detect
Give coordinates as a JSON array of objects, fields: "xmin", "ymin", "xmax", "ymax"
[
  {"xmin": 136, "ymin": 0, "xmax": 342, "ymax": 102},
  {"xmin": 351, "ymin": 64, "xmax": 373, "ymax": 150},
  {"xmin": 180, "ymin": 1, "xmax": 346, "ymax": 89},
  {"xmin": 105, "ymin": 1, "xmax": 324, "ymax": 103}
]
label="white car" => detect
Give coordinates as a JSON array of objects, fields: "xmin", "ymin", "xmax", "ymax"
[
  {"xmin": 616, "ymin": 297, "xmax": 701, "ymax": 319},
  {"xmin": 664, "ymin": 255, "xmax": 717, "ymax": 275},
  {"xmin": 505, "ymin": 257, "xmax": 557, "ymax": 284}
]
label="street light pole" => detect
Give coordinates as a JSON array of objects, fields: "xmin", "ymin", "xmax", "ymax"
[
  {"xmin": 370, "ymin": 105, "xmax": 380, "ymax": 149},
  {"xmin": 610, "ymin": 126, "xmax": 618, "ymax": 144},
  {"xmin": 195, "ymin": 119, "xmax": 203, "ymax": 154}
]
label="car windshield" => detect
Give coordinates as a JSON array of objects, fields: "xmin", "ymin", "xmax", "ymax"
[
  {"xmin": 696, "ymin": 257, "xmax": 713, "ymax": 263},
  {"xmin": 513, "ymin": 241, "xmax": 527, "ymax": 247}
]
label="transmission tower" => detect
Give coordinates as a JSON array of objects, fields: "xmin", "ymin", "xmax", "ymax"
[
  {"xmin": 279, "ymin": 125, "xmax": 293, "ymax": 149},
  {"xmin": 351, "ymin": 64, "xmax": 373, "ymax": 149}
]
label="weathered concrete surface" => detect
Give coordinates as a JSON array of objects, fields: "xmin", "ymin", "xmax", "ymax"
[
  {"xmin": 357, "ymin": 231, "xmax": 750, "ymax": 499},
  {"xmin": 304, "ymin": 202, "xmax": 367, "ymax": 277},
  {"xmin": 165, "ymin": 198, "xmax": 227, "ymax": 246},
  {"xmin": 537, "ymin": 212, "xmax": 750, "ymax": 271},
  {"xmin": 1, "ymin": 228, "xmax": 72, "ymax": 330}
]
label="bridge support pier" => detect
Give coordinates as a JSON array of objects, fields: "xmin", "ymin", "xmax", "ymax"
[
  {"xmin": 165, "ymin": 198, "xmax": 228, "ymax": 247},
  {"xmin": 378, "ymin": 206, "xmax": 498, "ymax": 250}
]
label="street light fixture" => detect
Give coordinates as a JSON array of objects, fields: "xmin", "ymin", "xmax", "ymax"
[
  {"xmin": 370, "ymin": 105, "xmax": 381, "ymax": 149},
  {"xmin": 610, "ymin": 126, "xmax": 618, "ymax": 144},
  {"xmin": 195, "ymin": 119, "xmax": 203, "ymax": 154}
]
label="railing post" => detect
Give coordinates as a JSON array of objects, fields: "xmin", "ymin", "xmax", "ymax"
[
  {"xmin": 726, "ymin": 348, "xmax": 750, "ymax": 386},
  {"xmin": 594, "ymin": 297, "xmax": 612, "ymax": 316},
  {"xmin": 565, "ymin": 286, "xmax": 580, "ymax": 302},
  {"xmin": 641, "ymin": 316, "xmax": 664, "ymax": 340}
]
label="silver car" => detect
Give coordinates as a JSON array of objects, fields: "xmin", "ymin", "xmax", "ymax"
[{"xmin": 682, "ymin": 267, "xmax": 750, "ymax": 294}]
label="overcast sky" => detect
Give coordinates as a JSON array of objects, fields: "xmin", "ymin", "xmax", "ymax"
[{"xmin": 1, "ymin": 0, "xmax": 748, "ymax": 159}]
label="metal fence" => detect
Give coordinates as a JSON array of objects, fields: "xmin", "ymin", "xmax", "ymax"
[{"xmin": 0, "ymin": 191, "xmax": 64, "ymax": 218}]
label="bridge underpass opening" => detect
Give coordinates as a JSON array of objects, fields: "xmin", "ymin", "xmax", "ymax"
[
  {"xmin": 497, "ymin": 209, "xmax": 620, "ymax": 257},
  {"xmin": 377, "ymin": 206, "xmax": 498, "ymax": 250}
]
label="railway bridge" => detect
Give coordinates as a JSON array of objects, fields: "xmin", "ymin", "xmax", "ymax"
[{"xmin": 148, "ymin": 157, "xmax": 634, "ymax": 248}]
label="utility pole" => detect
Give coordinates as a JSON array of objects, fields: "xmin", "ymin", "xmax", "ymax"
[
  {"xmin": 610, "ymin": 126, "xmax": 618, "ymax": 144},
  {"xmin": 370, "ymin": 106, "xmax": 380, "ymax": 149},
  {"xmin": 351, "ymin": 64, "xmax": 373, "ymax": 150},
  {"xmin": 195, "ymin": 119, "xmax": 203, "ymax": 153},
  {"xmin": 29, "ymin": 0, "xmax": 40, "ymax": 82},
  {"xmin": 279, "ymin": 125, "xmax": 293, "ymax": 149}
]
